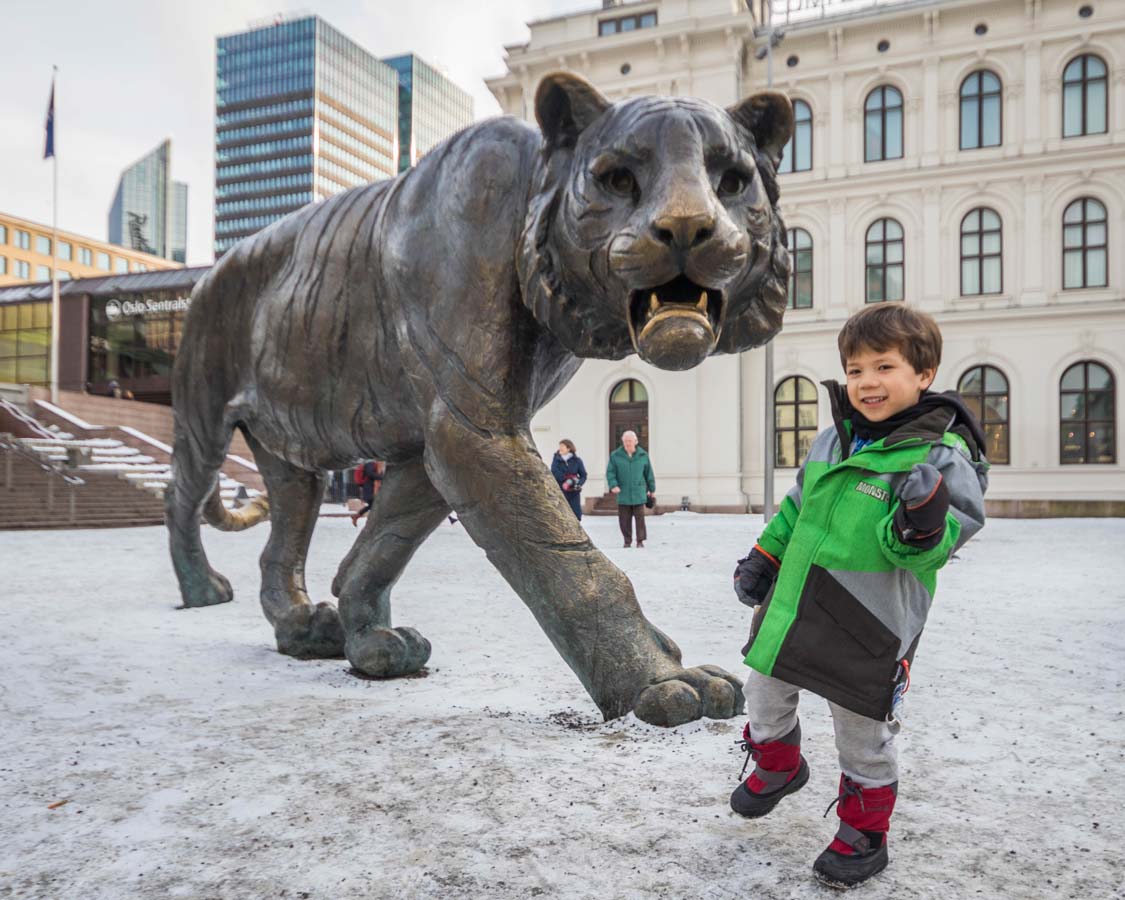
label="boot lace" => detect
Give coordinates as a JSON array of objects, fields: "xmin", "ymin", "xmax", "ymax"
[
  {"xmin": 736, "ymin": 733, "xmax": 760, "ymax": 782},
  {"xmin": 823, "ymin": 776, "xmax": 865, "ymax": 818}
]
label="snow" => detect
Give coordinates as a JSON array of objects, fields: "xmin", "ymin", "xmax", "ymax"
[{"xmin": 1, "ymin": 514, "xmax": 1122, "ymax": 900}]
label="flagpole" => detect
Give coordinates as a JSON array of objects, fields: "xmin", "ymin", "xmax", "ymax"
[{"xmin": 50, "ymin": 65, "xmax": 60, "ymax": 405}]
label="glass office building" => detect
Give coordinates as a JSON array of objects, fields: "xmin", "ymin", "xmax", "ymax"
[
  {"xmin": 214, "ymin": 16, "xmax": 399, "ymax": 256},
  {"xmin": 384, "ymin": 54, "xmax": 474, "ymax": 173},
  {"xmin": 108, "ymin": 140, "xmax": 188, "ymax": 263}
]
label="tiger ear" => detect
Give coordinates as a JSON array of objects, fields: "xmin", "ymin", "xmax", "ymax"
[
  {"xmin": 535, "ymin": 72, "xmax": 610, "ymax": 152},
  {"xmin": 727, "ymin": 91, "xmax": 794, "ymax": 168}
]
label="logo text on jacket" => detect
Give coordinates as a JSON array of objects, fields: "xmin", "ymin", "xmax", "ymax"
[{"xmin": 855, "ymin": 481, "xmax": 890, "ymax": 503}]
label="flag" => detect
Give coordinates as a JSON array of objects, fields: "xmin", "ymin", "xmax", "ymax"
[{"xmin": 44, "ymin": 75, "xmax": 55, "ymax": 160}]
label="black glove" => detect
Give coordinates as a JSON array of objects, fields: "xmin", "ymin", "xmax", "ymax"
[
  {"xmin": 893, "ymin": 463, "xmax": 951, "ymax": 549},
  {"xmin": 733, "ymin": 545, "xmax": 780, "ymax": 607}
]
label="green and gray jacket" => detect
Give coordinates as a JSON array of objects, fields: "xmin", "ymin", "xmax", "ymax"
[
  {"xmin": 606, "ymin": 446, "xmax": 655, "ymax": 506},
  {"xmin": 744, "ymin": 383, "xmax": 990, "ymax": 720}
]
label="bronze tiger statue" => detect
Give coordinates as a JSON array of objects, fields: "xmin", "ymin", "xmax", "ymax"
[{"xmin": 166, "ymin": 74, "xmax": 793, "ymax": 727}]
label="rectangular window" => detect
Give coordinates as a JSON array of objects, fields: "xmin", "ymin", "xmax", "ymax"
[
  {"xmin": 0, "ymin": 225, "xmax": 7, "ymax": 244},
  {"xmin": 58, "ymin": 241, "xmax": 72, "ymax": 261},
  {"xmin": 35, "ymin": 265, "xmax": 51, "ymax": 281},
  {"xmin": 16, "ymin": 260, "xmax": 30, "ymax": 278},
  {"xmin": 79, "ymin": 247, "xmax": 93, "ymax": 266},
  {"xmin": 35, "ymin": 235, "xmax": 51, "ymax": 256},
  {"xmin": 0, "ymin": 256, "xmax": 6, "ymax": 274},
  {"xmin": 57, "ymin": 270, "xmax": 70, "ymax": 281},
  {"xmin": 96, "ymin": 252, "xmax": 110, "ymax": 271},
  {"xmin": 114, "ymin": 258, "xmax": 128, "ymax": 273},
  {"xmin": 15, "ymin": 230, "xmax": 30, "ymax": 250},
  {"xmin": 1087, "ymin": 81, "xmax": 1107, "ymax": 134},
  {"xmin": 1062, "ymin": 84, "xmax": 1083, "ymax": 137}
]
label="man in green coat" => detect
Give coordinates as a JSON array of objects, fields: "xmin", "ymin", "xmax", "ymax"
[{"xmin": 606, "ymin": 430, "xmax": 655, "ymax": 548}]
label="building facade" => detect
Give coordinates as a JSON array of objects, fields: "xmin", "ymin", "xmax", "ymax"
[
  {"xmin": 0, "ymin": 211, "xmax": 180, "ymax": 290},
  {"xmin": 383, "ymin": 54, "xmax": 475, "ymax": 173},
  {"xmin": 213, "ymin": 16, "xmax": 400, "ymax": 256},
  {"xmin": 108, "ymin": 139, "xmax": 188, "ymax": 263},
  {"xmin": 487, "ymin": 0, "xmax": 1125, "ymax": 513}
]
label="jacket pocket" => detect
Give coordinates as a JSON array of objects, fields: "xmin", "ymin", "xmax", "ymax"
[{"xmin": 772, "ymin": 565, "xmax": 900, "ymax": 720}]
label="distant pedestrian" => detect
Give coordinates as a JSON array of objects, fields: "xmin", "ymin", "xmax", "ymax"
[
  {"xmin": 350, "ymin": 460, "xmax": 385, "ymax": 527},
  {"xmin": 606, "ymin": 430, "xmax": 655, "ymax": 548},
  {"xmin": 551, "ymin": 439, "xmax": 588, "ymax": 520}
]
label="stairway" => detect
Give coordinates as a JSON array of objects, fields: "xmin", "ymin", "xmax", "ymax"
[
  {"xmin": 1, "ymin": 446, "xmax": 165, "ymax": 530},
  {"xmin": 26, "ymin": 387, "xmax": 264, "ymax": 493}
]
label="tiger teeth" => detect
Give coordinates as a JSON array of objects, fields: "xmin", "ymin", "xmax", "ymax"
[
  {"xmin": 650, "ymin": 293, "xmax": 660, "ymax": 314},
  {"xmin": 697, "ymin": 292, "xmax": 708, "ymax": 311}
]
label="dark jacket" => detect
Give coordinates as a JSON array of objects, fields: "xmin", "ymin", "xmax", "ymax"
[
  {"xmin": 606, "ymin": 446, "xmax": 655, "ymax": 506},
  {"xmin": 551, "ymin": 453, "xmax": 587, "ymax": 493},
  {"xmin": 744, "ymin": 384, "xmax": 989, "ymax": 721},
  {"xmin": 360, "ymin": 461, "xmax": 384, "ymax": 503}
]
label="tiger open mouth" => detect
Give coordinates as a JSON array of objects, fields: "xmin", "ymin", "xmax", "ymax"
[
  {"xmin": 628, "ymin": 275, "xmax": 723, "ymax": 343},
  {"xmin": 626, "ymin": 275, "xmax": 723, "ymax": 369}
]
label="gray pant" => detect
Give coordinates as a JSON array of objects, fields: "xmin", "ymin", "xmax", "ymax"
[{"xmin": 744, "ymin": 668, "xmax": 901, "ymax": 787}]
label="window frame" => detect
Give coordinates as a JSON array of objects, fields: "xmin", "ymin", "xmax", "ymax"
[
  {"xmin": 786, "ymin": 227, "xmax": 813, "ymax": 309},
  {"xmin": 959, "ymin": 70, "xmax": 1003, "ymax": 150},
  {"xmin": 1059, "ymin": 361, "xmax": 1116, "ymax": 465},
  {"xmin": 864, "ymin": 85, "xmax": 904, "ymax": 163},
  {"xmin": 960, "ymin": 208, "xmax": 1003, "ymax": 296},
  {"xmin": 1062, "ymin": 197, "xmax": 1108, "ymax": 290},
  {"xmin": 774, "ymin": 375, "xmax": 819, "ymax": 468},
  {"xmin": 865, "ymin": 217, "xmax": 904, "ymax": 303},
  {"xmin": 1062, "ymin": 54, "xmax": 1109, "ymax": 138},
  {"xmin": 957, "ymin": 365, "xmax": 1010, "ymax": 464},
  {"xmin": 598, "ymin": 10, "xmax": 658, "ymax": 36},
  {"xmin": 778, "ymin": 99, "xmax": 813, "ymax": 174}
]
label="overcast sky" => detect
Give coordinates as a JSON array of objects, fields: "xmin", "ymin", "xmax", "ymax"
[{"xmin": 0, "ymin": 0, "xmax": 577, "ymax": 266}]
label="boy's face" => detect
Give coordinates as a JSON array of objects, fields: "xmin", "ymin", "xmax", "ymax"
[{"xmin": 845, "ymin": 345, "xmax": 935, "ymax": 422}]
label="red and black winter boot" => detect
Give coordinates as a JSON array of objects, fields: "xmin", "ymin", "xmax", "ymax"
[
  {"xmin": 729, "ymin": 722, "xmax": 809, "ymax": 818},
  {"xmin": 812, "ymin": 775, "xmax": 897, "ymax": 889}
]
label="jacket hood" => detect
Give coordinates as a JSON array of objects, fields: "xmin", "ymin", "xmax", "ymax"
[{"xmin": 821, "ymin": 380, "xmax": 987, "ymax": 461}]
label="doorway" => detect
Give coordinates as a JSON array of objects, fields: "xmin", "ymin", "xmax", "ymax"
[{"xmin": 608, "ymin": 378, "xmax": 649, "ymax": 453}]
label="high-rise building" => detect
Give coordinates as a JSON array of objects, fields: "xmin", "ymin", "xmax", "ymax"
[
  {"xmin": 213, "ymin": 16, "xmax": 400, "ymax": 256},
  {"xmin": 383, "ymin": 54, "xmax": 474, "ymax": 173},
  {"xmin": 108, "ymin": 139, "xmax": 188, "ymax": 263}
]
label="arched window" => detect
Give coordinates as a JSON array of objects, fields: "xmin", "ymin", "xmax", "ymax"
[
  {"xmin": 778, "ymin": 99, "xmax": 812, "ymax": 173},
  {"xmin": 1063, "ymin": 198, "xmax": 1108, "ymax": 289},
  {"xmin": 775, "ymin": 376, "xmax": 818, "ymax": 468},
  {"xmin": 960, "ymin": 70, "xmax": 1002, "ymax": 149},
  {"xmin": 864, "ymin": 86, "xmax": 903, "ymax": 162},
  {"xmin": 1063, "ymin": 54, "xmax": 1108, "ymax": 137},
  {"xmin": 960, "ymin": 208, "xmax": 1003, "ymax": 295},
  {"xmin": 1060, "ymin": 362, "xmax": 1115, "ymax": 464},
  {"xmin": 865, "ymin": 218, "xmax": 904, "ymax": 302},
  {"xmin": 958, "ymin": 365, "xmax": 1010, "ymax": 463},
  {"xmin": 609, "ymin": 378, "xmax": 649, "ymax": 455},
  {"xmin": 787, "ymin": 227, "xmax": 813, "ymax": 309}
]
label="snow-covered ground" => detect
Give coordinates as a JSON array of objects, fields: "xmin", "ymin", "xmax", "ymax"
[{"xmin": 1, "ymin": 514, "xmax": 1123, "ymax": 900}]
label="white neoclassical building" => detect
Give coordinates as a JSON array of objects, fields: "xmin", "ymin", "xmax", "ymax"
[{"xmin": 487, "ymin": 0, "xmax": 1125, "ymax": 515}]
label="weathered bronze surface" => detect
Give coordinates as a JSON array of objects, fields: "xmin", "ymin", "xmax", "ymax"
[{"xmin": 166, "ymin": 74, "xmax": 793, "ymax": 726}]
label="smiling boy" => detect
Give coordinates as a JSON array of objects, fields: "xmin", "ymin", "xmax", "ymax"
[{"xmin": 728, "ymin": 303, "xmax": 990, "ymax": 888}]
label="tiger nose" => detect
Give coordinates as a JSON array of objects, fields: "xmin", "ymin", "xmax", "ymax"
[{"xmin": 651, "ymin": 212, "xmax": 715, "ymax": 252}]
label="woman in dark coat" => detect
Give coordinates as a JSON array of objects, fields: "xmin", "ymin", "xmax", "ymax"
[
  {"xmin": 350, "ymin": 460, "xmax": 385, "ymax": 526},
  {"xmin": 551, "ymin": 439, "xmax": 587, "ymax": 521}
]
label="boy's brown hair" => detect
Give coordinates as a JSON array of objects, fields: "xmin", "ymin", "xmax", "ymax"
[{"xmin": 837, "ymin": 302, "xmax": 942, "ymax": 373}]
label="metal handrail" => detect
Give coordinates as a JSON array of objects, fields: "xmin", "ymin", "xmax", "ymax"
[
  {"xmin": 0, "ymin": 432, "xmax": 85, "ymax": 522},
  {"xmin": 0, "ymin": 433, "xmax": 86, "ymax": 486}
]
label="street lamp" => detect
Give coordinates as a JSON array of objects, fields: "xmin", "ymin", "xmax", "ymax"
[{"xmin": 756, "ymin": 3, "xmax": 785, "ymax": 523}]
